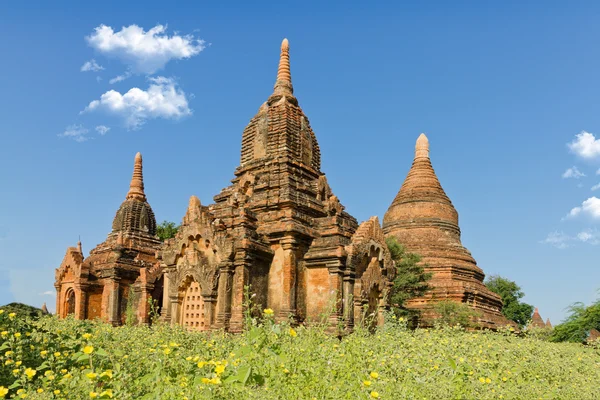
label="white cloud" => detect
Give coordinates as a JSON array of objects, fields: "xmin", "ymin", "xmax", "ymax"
[
  {"xmin": 597, "ymin": 168, "xmax": 600, "ymax": 175},
  {"xmin": 109, "ymin": 70, "xmax": 132, "ymax": 84},
  {"xmin": 58, "ymin": 124, "xmax": 89, "ymax": 142},
  {"xmin": 38, "ymin": 291, "xmax": 55, "ymax": 296},
  {"xmin": 85, "ymin": 24, "xmax": 205, "ymax": 74},
  {"xmin": 568, "ymin": 131, "xmax": 600, "ymax": 160},
  {"xmin": 539, "ymin": 231, "xmax": 572, "ymax": 249},
  {"xmin": 566, "ymin": 196, "xmax": 600, "ymax": 220},
  {"xmin": 82, "ymin": 77, "xmax": 191, "ymax": 129},
  {"xmin": 80, "ymin": 59, "xmax": 104, "ymax": 72},
  {"xmin": 562, "ymin": 166, "xmax": 586, "ymax": 179},
  {"xmin": 592, "ymin": 183, "xmax": 600, "ymax": 191},
  {"xmin": 95, "ymin": 125, "xmax": 110, "ymax": 135},
  {"xmin": 576, "ymin": 229, "xmax": 600, "ymax": 245}
]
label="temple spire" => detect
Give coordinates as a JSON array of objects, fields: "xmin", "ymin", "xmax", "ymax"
[
  {"xmin": 274, "ymin": 38, "xmax": 293, "ymax": 95},
  {"xmin": 415, "ymin": 133, "xmax": 430, "ymax": 159},
  {"xmin": 126, "ymin": 152, "xmax": 146, "ymax": 201}
]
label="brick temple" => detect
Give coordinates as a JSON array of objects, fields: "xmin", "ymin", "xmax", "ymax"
[{"xmin": 55, "ymin": 39, "xmax": 512, "ymax": 331}]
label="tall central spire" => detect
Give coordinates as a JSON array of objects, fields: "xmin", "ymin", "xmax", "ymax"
[
  {"xmin": 126, "ymin": 152, "xmax": 146, "ymax": 201},
  {"xmin": 273, "ymin": 38, "xmax": 293, "ymax": 95}
]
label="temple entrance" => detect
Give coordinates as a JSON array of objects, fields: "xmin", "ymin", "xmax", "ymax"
[
  {"xmin": 64, "ymin": 289, "xmax": 75, "ymax": 317},
  {"xmin": 180, "ymin": 279, "xmax": 205, "ymax": 330}
]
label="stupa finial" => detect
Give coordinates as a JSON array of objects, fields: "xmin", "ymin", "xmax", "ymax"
[
  {"xmin": 126, "ymin": 152, "xmax": 146, "ymax": 201},
  {"xmin": 415, "ymin": 133, "xmax": 429, "ymax": 159},
  {"xmin": 274, "ymin": 38, "xmax": 293, "ymax": 94}
]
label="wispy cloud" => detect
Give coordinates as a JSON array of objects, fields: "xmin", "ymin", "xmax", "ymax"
[
  {"xmin": 568, "ymin": 131, "xmax": 600, "ymax": 160},
  {"xmin": 541, "ymin": 229, "xmax": 600, "ymax": 248},
  {"xmin": 85, "ymin": 24, "xmax": 206, "ymax": 74},
  {"xmin": 539, "ymin": 231, "xmax": 572, "ymax": 249},
  {"xmin": 58, "ymin": 124, "xmax": 89, "ymax": 142},
  {"xmin": 95, "ymin": 125, "xmax": 110, "ymax": 135},
  {"xmin": 592, "ymin": 183, "xmax": 600, "ymax": 191},
  {"xmin": 80, "ymin": 59, "xmax": 104, "ymax": 72},
  {"xmin": 562, "ymin": 166, "xmax": 586, "ymax": 179},
  {"xmin": 109, "ymin": 70, "xmax": 132, "ymax": 84},
  {"xmin": 565, "ymin": 196, "xmax": 600, "ymax": 220},
  {"xmin": 82, "ymin": 77, "xmax": 191, "ymax": 129},
  {"xmin": 38, "ymin": 291, "xmax": 55, "ymax": 296}
]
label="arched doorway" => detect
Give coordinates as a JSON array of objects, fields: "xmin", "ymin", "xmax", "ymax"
[
  {"xmin": 180, "ymin": 279, "xmax": 206, "ymax": 330},
  {"xmin": 64, "ymin": 289, "xmax": 75, "ymax": 317}
]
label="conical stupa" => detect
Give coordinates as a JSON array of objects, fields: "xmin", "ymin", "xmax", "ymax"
[{"xmin": 383, "ymin": 134, "xmax": 512, "ymax": 329}]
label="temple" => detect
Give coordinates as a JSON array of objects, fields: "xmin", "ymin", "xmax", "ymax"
[
  {"xmin": 55, "ymin": 39, "xmax": 396, "ymax": 332},
  {"xmin": 382, "ymin": 134, "xmax": 513, "ymax": 329},
  {"xmin": 55, "ymin": 153, "xmax": 162, "ymax": 325}
]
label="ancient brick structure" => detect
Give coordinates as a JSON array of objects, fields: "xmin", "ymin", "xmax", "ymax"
[
  {"xmin": 383, "ymin": 134, "xmax": 512, "ymax": 329},
  {"xmin": 152, "ymin": 39, "xmax": 395, "ymax": 332},
  {"xmin": 55, "ymin": 153, "xmax": 162, "ymax": 325},
  {"xmin": 545, "ymin": 318, "xmax": 552, "ymax": 329},
  {"xmin": 530, "ymin": 307, "xmax": 546, "ymax": 329}
]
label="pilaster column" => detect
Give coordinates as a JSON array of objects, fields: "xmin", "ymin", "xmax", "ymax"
[
  {"xmin": 342, "ymin": 275, "xmax": 354, "ymax": 330},
  {"xmin": 74, "ymin": 284, "xmax": 88, "ymax": 320},
  {"xmin": 327, "ymin": 267, "xmax": 344, "ymax": 333},
  {"xmin": 106, "ymin": 278, "xmax": 121, "ymax": 326},
  {"xmin": 215, "ymin": 264, "xmax": 235, "ymax": 330},
  {"xmin": 54, "ymin": 284, "xmax": 61, "ymax": 318},
  {"xmin": 278, "ymin": 237, "xmax": 298, "ymax": 322},
  {"xmin": 169, "ymin": 295, "xmax": 180, "ymax": 326}
]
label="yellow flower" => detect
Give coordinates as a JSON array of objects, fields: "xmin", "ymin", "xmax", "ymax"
[
  {"xmin": 4, "ymin": 351, "xmax": 12, "ymax": 357},
  {"xmin": 0, "ymin": 387, "xmax": 7, "ymax": 398},
  {"xmin": 399, "ymin": 317, "xmax": 404, "ymax": 322},
  {"xmin": 209, "ymin": 377, "xmax": 221, "ymax": 385},
  {"xmin": 12, "ymin": 369, "xmax": 19, "ymax": 375},
  {"xmin": 89, "ymin": 392, "xmax": 98, "ymax": 399},
  {"xmin": 101, "ymin": 370, "xmax": 113, "ymax": 379},
  {"xmin": 24, "ymin": 368, "xmax": 36, "ymax": 379},
  {"xmin": 0, "ymin": 310, "xmax": 4, "ymax": 314},
  {"xmin": 100, "ymin": 389, "xmax": 113, "ymax": 398},
  {"xmin": 201, "ymin": 377, "xmax": 210, "ymax": 384},
  {"xmin": 53, "ymin": 390, "xmax": 60, "ymax": 395},
  {"xmin": 36, "ymin": 389, "xmax": 43, "ymax": 393},
  {"xmin": 14, "ymin": 333, "xmax": 21, "ymax": 338},
  {"xmin": 479, "ymin": 377, "xmax": 485, "ymax": 383},
  {"xmin": 363, "ymin": 380, "xmax": 372, "ymax": 386},
  {"xmin": 86, "ymin": 372, "xmax": 97, "ymax": 380},
  {"xmin": 459, "ymin": 357, "xmax": 465, "ymax": 363},
  {"xmin": 15, "ymin": 361, "xmax": 21, "ymax": 367},
  {"xmin": 370, "ymin": 392, "xmax": 380, "ymax": 398},
  {"xmin": 370, "ymin": 372, "xmax": 379, "ymax": 379},
  {"xmin": 197, "ymin": 361, "xmax": 206, "ymax": 368},
  {"xmin": 486, "ymin": 378, "xmax": 491, "ymax": 384},
  {"xmin": 215, "ymin": 365, "xmax": 225, "ymax": 374},
  {"xmin": 54, "ymin": 352, "xmax": 61, "ymax": 357},
  {"xmin": 4, "ymin": 360, "xmax": 13, "ymax": 366},
  {"xmin": 82, "ymin": 333, "xmax": 92, "ymax": 340},
  {"xmin": 83, "ymin": 346, "xmax": 94, "ymax": 354},
  {"xmin": 8, "ymin": 313, "xmax": 16, "ymax": 319},
  {"xmin": 17, "ymin": 389, "xmax": 24, "ymax": 395},
  {"xmin": 163, "ymin": 348, "xmax": 172, "ymax": 355},
  {"xmin": 502, "ymin": 377, "xmax": 507, "ymax": 382},
  {"xmin": 263, "ymin": 308, "xmax": 274, "ymax": 316},
  {"xmin": 0, "ymin": 331, "xmax": 7, "ymax": 336},
  {"xmin": 44, "ymin": 370, "xmax": 53, "ymax": 377},
  {"xmin": 289, "ymin": 328, "xmax": 297, "ymax": 337}
]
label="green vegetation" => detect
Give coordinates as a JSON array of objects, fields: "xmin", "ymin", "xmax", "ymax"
[
  {"xmin": 484, "ymin": 275, "xmax": 534, "ymax": 328},
  {"xmin": 0, "ymin": 308, "xmax": 598, "ymax": 399},
  {"xmin": 551, "ymin": 295, "xmax": 600, "ymax": 343},
  {"xmin": 0, "ymin": 304, "xmax": 45, "ymax": 320},
  {"xmin": 156, "ymin": 220, "xmax": 179, "ymax": 241},
  {"xmin": 385, "ymin": 237, "xmax": 431, "ymax": 322},
  {"xmin": 432, "ymin": 300, "xmax": 481, "ymax": 329}
]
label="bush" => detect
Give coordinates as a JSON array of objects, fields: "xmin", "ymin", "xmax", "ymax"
[{"xmin": 0, "ymin": 307, "xmax": 598, "ymax": 399}]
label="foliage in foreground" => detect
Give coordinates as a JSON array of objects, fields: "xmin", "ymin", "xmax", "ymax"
[
  {"xmin": 0, "ymin": 310, "xmax": 599, "ymax": 399},
  {"xmin": 484, "ymin": 275, "xmax": 534, "ymax": 328}
]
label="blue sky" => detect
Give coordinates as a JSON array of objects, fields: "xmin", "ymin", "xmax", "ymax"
[{"xmin": 0, "ymin": 1, "xmax": 599, "ymax": 325}]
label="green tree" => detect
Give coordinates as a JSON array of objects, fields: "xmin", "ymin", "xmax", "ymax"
[
  {"xmin": 485, "ymin": 275, "xmax": 533, "ymax": 328},
  {"xmin": 433, "ymin": 300, "xmax": 481, "ymax": 328},
  {"xmin": 385, "ymin": 237, "xmax": 432, "ymax": 321},
  {"xmin": 156, "ymin": 220, "xmax": 179, "ymax": 241},
  {"xmin": 551, "ymin": 296, "xmax": 600, "ymax": 343}
]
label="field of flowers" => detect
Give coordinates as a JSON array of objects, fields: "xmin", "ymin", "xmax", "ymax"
[{"xmin": 0, "ymin": 309, "xmax": 598, "ymax": 400}]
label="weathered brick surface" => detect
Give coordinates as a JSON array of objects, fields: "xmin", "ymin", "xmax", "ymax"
[
  {"xmin": 55, "ymin": 153, "xmax": 162, "ymax": 324},
  {"xmin": 383, "ymin": 134, "xmax": 514, "ymax": 329}
]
